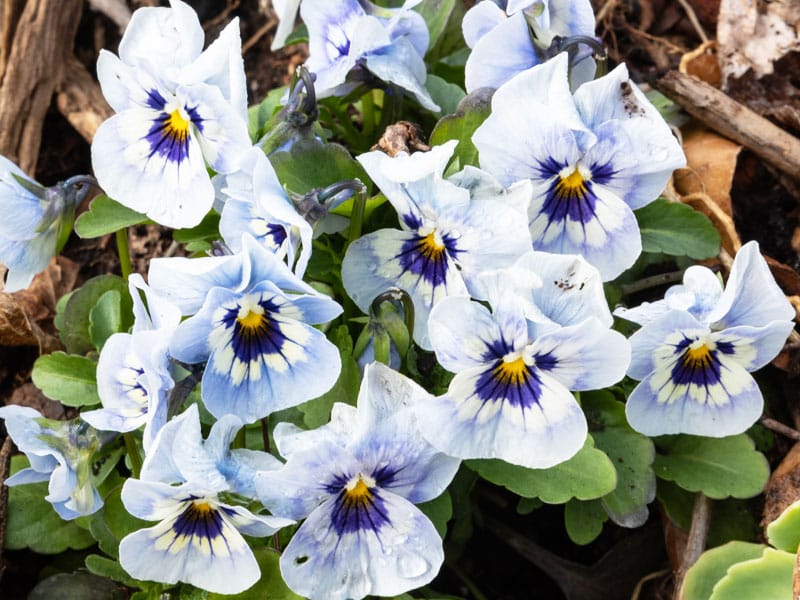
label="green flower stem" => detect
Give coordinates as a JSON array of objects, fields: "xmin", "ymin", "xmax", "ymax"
[
  {"xmin": 346, "ymin": 185, "xmax": 367, "ymax": 249},
  {"xmin": 361, "ymin": 89, "xmax": 377, "ymax": 141},
  {"xmin": 124, "ymin": 432, "xmax": 142, "ymax": 479},
  {"xmin": 115, "ymin": 228, "xmax": 132, "ymax": 280},
  {"xmin": 260, "ymin": 417, "xmax": 270, "ymax": 453}
]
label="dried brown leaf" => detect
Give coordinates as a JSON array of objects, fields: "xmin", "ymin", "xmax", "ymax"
[
  {"xmin": 6, "ymin": 382, "xmax": 66, "ymax": 419},
  {"xmin": 763, "ymin": 441, "xmax": 800, "ymax": 527},
  {"xmin": 679, "ymin": 40, "xmax": 721, "ymax": 87}
]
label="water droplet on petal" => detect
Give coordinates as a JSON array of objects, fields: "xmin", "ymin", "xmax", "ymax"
[{"xmin": 398, "ymin": 553, "xmax": 429, "ymax": 578}]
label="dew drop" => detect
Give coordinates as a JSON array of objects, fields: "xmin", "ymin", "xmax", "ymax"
[{"xmin": 397, "ymin": 553, "xmax": 429, "ymax": 578}]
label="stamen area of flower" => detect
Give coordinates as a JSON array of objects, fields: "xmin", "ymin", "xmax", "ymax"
[
  {"xmin": 682, "ymin": 340, "xmax": 713, "ymax": 371},
  {"xmin": 165, "ymin": 108, "xmax": 190, "ymax": 143},
  {"xmin": 237, "ymin": 299, "xmax": 266, "ymax": 331},
  {"xmin": 554, "ymin": 165, "xmax": 591, "ymax": 202},
  {"xmin": 152, "ymin": 498, "xmax": 229, "ymax": 556},
  {"xmin": 343, "ymin": 473, "xmax": 377, "ymax": 508},
  {"xmin": 330, "ymin": 472, "xmax": 390, "ymax": 535},
  {"xmin": 494, "ymin": 352, "xmax": 531, "ymax": 387}
]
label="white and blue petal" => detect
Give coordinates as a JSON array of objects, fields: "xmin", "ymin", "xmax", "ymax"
[
  {"xmin": 343, "ymin": 228, "xmax": 469, "ymax": 349},
  {"xmin": 627, "ymin": 310, "xmax": 704, "ymax": 380},
  {"xmin": 119, "ymin": 491, "xmax": 263, "ymax": 594},
  {"xmin": 279, "ymin": 488, "xmax": 444, "ymax": 600},
  {"xmin": 625, "ymin": 330, "xmax": 764, "ymax": 437},
  {"xmin": 364, "ymin": 38, "xmax": 439, "ymax": 111},
  {"xmin": 512, "ymin": 251, "xmax": 611, "ymax": 328},
  {"xmin": 709, "ymin": 241, "xmax": 795, "ymax": 329},
  {"xmin": 462, "ymin": 1, "xmax": 506, "ymax": 48},
  {"xmin": 417, "ymin": 360, "xmax": 587, "ymax": 468}
]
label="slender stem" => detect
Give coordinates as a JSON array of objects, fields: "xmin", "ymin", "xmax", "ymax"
[
  {"xmin": 759, "ymin": 416, "xmax": 800, "ymax": 441},
  {"xmin": 618, "ymin": 270, "xmax": 685, "ymax": 296},
  {"xmin": 346, "ymin": 186, "xmax": 367, "ymax": 248},
  {"xmin": 124, "ymin": 433, "xmax": 143, "ymax": 479},
  {"xmin": 260, "ymin": 417, "xmax": 270, "ymax": 453},
  {"xmin": 115, "ymin": 228, "xmax": 132, "ymax": 280},
  {"xmin": 361, "ymin": 89, "xmax": 376, "ymax": 141}
]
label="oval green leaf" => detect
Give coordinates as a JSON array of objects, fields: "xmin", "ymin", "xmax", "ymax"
[
  {"xmin": 74, "ymin": 194, "xmax": 148, "ymax": 239},
  {"xmin": 710, "ymin": 548, "xmax": 794, "ymax": 600},
  {"xmin": 681, "ymin": 541, "xmax": 766, "ymax": 600},
  {"xmin": 32, "ymin": 351, "xmax": 100, "ymax": 407}
]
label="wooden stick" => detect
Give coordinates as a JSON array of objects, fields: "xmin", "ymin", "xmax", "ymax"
[
  {"xmin": 655, "ymin": 71, "xmax": 800, "ymax": 180},
  {"xmin": 0, "ymin": 0, "xmax": 83, "ymax": 173},
  {"xmin": 55, "ymin": 57, "xmax": 113, "ymax": 144},
  {"xmin": 672, "ymin": 493, "xmax": 712, "ymax": 600}
]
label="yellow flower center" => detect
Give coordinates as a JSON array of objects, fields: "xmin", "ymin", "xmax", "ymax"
[
  {"xmin": 554, "ymin": 168, "xmax": 588, "ymax": 200},
  {"xmin": 238, "ymin": 309, "xmax": 265, "ymax": 330},
  {"xmin": 682, "ymin": 343, "xmax": 713, "ymax": 370},
  {"xmin": 493, "ymin": 355, "xmax": 529, "ymax": 386},
  {"xmin": 166, "ymin": 109, "xmax": 190, "ymax": 141},
  {"xmin": 343, "ymin": 474, "xmax": 375, "ymax": 509}
]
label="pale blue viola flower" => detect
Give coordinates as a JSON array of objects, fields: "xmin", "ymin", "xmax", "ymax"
[
  {"xmin": 149, "ymin": 235, "xmax": 343, "ymax": 423},
  {"xmin": 92, "ymin": 0, "xmax": 250, "ymax": 228},
  {"xmin": 0, "ymin": 406, "xmax": 105, "ymax": 519},
  {"xmin": 616, "ymin": 241, "xmax": 796, "ymax": 437},
  {"xmin": 342, "ymin": 141, "xmax": 533, "ymax": 349},
  {"xmin": 463, "ymin": 0, "xmax": 597, "ymax": 93},
  {"xmin": 255, "ymin": 362, "xmax": 460, "ymax": 600},
  {"xmin": 217, "ymin": 147, "xmax": 313, "ymax": 277},
  {"xmin": 0, "ymin": 158, "xmax": 93, "ymax": 291},
  {"xmin": 119, "ymin": 405, "xmax": 292, "ymax": 594},
  {"xmin": 473, "ymin": 52, "xmax": 686, "ymax": 280},
  {"xmin": 419, "ymin": 277, "xmax": 630, "ymax": 468},
  {"xmin": 301, "ymin": 0, "xmax": 438, "ymax": 111},
  {"xmin": 82, "ymin": 275, "xmax": 181, "ymax": 450},
  {"xmin": 504, "ymin": 250, "xmax": 612, "ymax": 332}
]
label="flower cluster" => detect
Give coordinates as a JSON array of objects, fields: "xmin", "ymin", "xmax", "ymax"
[{"xmin": 0, "ymin": 0, "xmax": 795, "ymax": 598}]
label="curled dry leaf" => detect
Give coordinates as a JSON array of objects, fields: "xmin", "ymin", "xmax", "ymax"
[
  {"xmin": 0, "ymin": 256, "xmax": 79, "ymax": 353},
  {"xmin": 673, "ymin": 123, "xmax": 742, "ymax": 254},
  {"xmin": 679, "ymin": 40, "xmax": 721, "ymax": 88},
  {"xmin": 763, "ymin": 441, "xmax": 800, "ymax": 528}
]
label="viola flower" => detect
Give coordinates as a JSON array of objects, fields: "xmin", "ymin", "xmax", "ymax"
[
  {"xmin": 301, "ymin": 0, "xmax": 438, "ymax": 111},
  {"xmin": 270, "ymin": 0, "xmax": 302, "ymax": 50},
  {"xmin": 616, "ymin": 241, "xmax": 796, "ymax": 437},
  {"xmin": 0, "ymin": 406, "xmax": 106, "ymax": 519},
  {"xmin": 91, "ymin": 0, "xmax": 250, "ymax": 228},
  {"xmin": 463, "ymin": 0, "xmax": 597, "ymax": 92},
  {"xmin": 81, "ymin": 275, "xmax": 181, "ymax": 451},
  {"xmin": 0, "ymin": 158, "xmax": 93, "ymax": 291},
  {"xmin": 255, "ymin": 362, "xmax": 460, "ymax": 600},
  {"xmin": 148, "ymin": 235, "xmax": 343, "ymax": 423},
  {"xmin": 119, "ymin": 405, "xmax": 292, "ymax": 594},
  {"xmin": 342, "ymin": 141, "xmax": 533, "ymax": 349},
  {"xmin": 217, "ymin": 147, "xmax": 313, "ymax": 277},
  {"xmin": 472, "ymin": 52, "xmax": 686, "ymax": 280},
  {"xmin": 420, "ymin": 264, "xmax": 630, "ymax": 468}
]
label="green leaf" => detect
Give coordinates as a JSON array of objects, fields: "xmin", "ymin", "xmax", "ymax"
[
  {"xmin": 89, "ymin": 289, "xmax": 123, "ymax": 351},
  {"xmin": 207, "ymin": 547, "xmax": 303, "ymax": 600},
  {"xmin": 32, "ymin": 351, "xmax": 100, "ymax": 407},
  {"xmin": 297, "ymin": 326, "xmax": 360, "ymax": 429},
  {"xmin": 429, "ymin": 88, "xmax": 493, "ymax": 170},
  {"xmin": 584, "ymin": 391, "xmax": 656, "ymax": 527},
  {"xmin": 418, "ymin": 490, "xmax": 453, "ymax": 539},
  {"xmin": 635, "ymin": 199, "xmax": 721, "ymax": 259},
  {"xmin": 767, "ymin": 499, "xmax": 800, "ymax": 553},
  {"xmin": 681, "ymin": 541, "xmax": 766, "ymax": 600},
  {"xmin": 416, "ymin": 0, "xmax": 466, "ymax": 63},
  {"xmin": 516, "ymin": 497, "xmax": 543, "ymax": 515},
  {"xmin": 60, "ymin": 274, "xmax": 133, "ymax": 354},
  {"xmin": 172, "ymin": 211, "xmax": 221, "ymax": 249},
  {"xmin": 467, "ymin": 435, "xmax": 617, "ymax": 503},
  {"xmin": 269, "ymin": 139, "xmax": 369, "ymax": 196},
  {"xmin": 85, "ymin": 554, "xmax": 143, "ymax": 589},
  {"xmin": 103, "ymin": 485, "xmax": 150, "ymax": 542},
  {"xmin": 710, "ymin": 548, "xmax": 794, "ymax": 600},
  {"xmin": 249, "ymin": 86, "xmax": 288, "ymax": 142},
  {"xmin": 5, "ymin": 456, "xmax": 96, "ymax": 553},
  {"xmin": 564, "ymin": 499, "xmax": 607, "ymax": 545},
  {"xmin": 29, "ymin": 571, "xmax": 128, "ymax": 599},
  {"xmin": 653, "ymin": 434, "xmax": 769, "ymax": 499},
  {"xmin": 74, "ymin": 194, "xmax": 148, "ymax": 239},
  {"xmin": 425, "ymin": 74, "xmax": 466, "ymax": 116}
]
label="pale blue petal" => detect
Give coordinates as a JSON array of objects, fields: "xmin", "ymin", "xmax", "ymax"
[
  {"xmin": 716, "ymin": 321, "xmax": 795, "ymax": 372},
  {"xmin": 342, "ymin": 229, "xmax": 469, "ymax": 350},
  {"xmin": 279, "ymin": 490, "xmax": 444, "ymax": 600},
  {"xmin": 218, "ymin": 501, "xmax": 294, "ymax": 536},
  {"xmin": 710, "ymin": 241, "xmax": 795, "ymax": 329},
  {"xmin": 148, "ymin": 253, "xmax": 244, "ymax": 315},
  {"xmin": 462, "ymin": 1, "xmax": 506, "ymax": 48},
  {"xmin": 118, "ymin": 499, "xmax": 261, "ymax": 594},
  {"xmin": 365, "ymin": 38, "xmax": 439, "ymax": 111},
  {"xmin": 625, "ymin": 354, "xmax": 763, "ymax": 437},
  {"xmin": 256, "ymin": 441, "xmax": 358, "ymax": 520},
  {"xmin": 428, "ymin": 296, "xmax": 517, "ymax": 372},
  {"xmin": 118, "ymin": 0, "xmax": 203, "ymax": 69},
  {"xmin": 514, "ymin": 251, "xmax": 611, "ymax": 328},
  {"xmin": 121, "ymin": 478, "xmax": 202, "ymax": 521},
  {"xmin": 464, "ymin": 11, "xmax": 539, "ymax": 93},
  {"xmin": 627, "ymin": 310, "xmax": 704, "ymax": 380},
  {"xmin": 128, "ymin": 273, "xmax": 182, "ymax": 333},
  {"xmin": 530, "ymin": 319, "xmax": 630, "ymax": 390},
  {"xmin": 0, "ymin": 229, "xmax": 57, "ymax": 292}
]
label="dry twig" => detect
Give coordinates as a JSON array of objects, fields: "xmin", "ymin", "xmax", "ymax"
[
  {"xmin": 672, "ymin": 493, "xmax": 712, "ymax": 600},
  {"xmin": 656, "ymin": 71, "xmax": 800, "ymax": 180}
]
